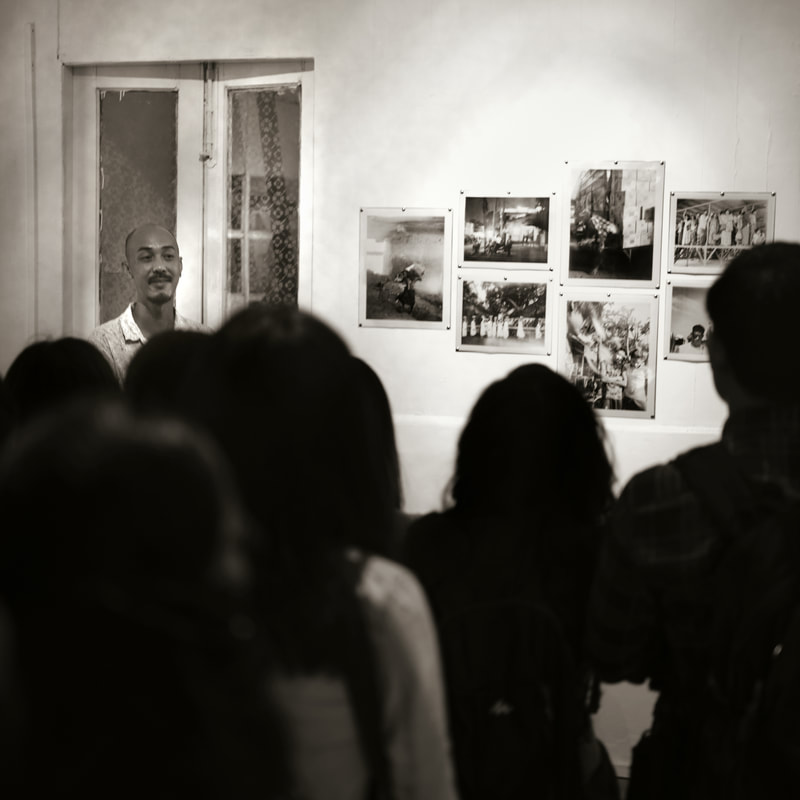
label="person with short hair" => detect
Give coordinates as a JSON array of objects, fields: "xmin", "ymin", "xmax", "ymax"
[
  {"xmin": 587, "ymin": 242, "xmax": 800, "ymax": 799},
  {"xmin": 88, "ymin": 223, "xmax": 208, "ymax": 383},
  {"xmin": 672, "ymin": 324, "xmax": 707, "ymax": 355}
]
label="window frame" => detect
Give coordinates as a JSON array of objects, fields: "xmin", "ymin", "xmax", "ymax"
[
  {"xmin": 69, "ymin": 64, "xmax": 204, "ymax": 335},
  {"xmin": 204, "ymin": 65, "xmax": 314, "ymax": 328},
  {"xmin": 66, "ymin": 61, "xmax": 313, "ymax": 336}
]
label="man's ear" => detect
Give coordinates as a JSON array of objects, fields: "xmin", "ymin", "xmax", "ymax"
[{"xmin": 177, "ymin": 256, "xmax": 183, "ymax": 278}]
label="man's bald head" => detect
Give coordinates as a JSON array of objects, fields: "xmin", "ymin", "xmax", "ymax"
[{"xmin": 125, "ymin": 224, "xmax": 179, "ymax": 265}]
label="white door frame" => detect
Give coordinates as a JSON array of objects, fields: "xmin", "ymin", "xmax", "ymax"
[
  {"xmin": 204, "ymin": 65, "xmax": 314, "ymax": 328},
  {"xmin": 69, "ymin": 64, "xmax": 205, "ymax": 335}
]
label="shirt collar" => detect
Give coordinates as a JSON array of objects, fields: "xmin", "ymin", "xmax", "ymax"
[
  {"xmin": 174, "ymin": 310, "xmax": 195, "ymax": 330},
  {"xmin": 121, "ymin": 303, "xmax": 187, "ymax": 343},
  {"xmin": 120, "ymin": 303, "xmax": 146, "ymax": 343}
]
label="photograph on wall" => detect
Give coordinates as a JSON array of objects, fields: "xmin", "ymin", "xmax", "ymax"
[
  {"xmin": 558, "ymin": 289, "xmax": 658, "ymax": 418},
  {"xmin": 359, "ymin": 207, "xmax": 452, "ymax": 329},
  {"xmin": 668, "ymin": 192, "xmax": 775, "ymax": 274},
  {"xmin": 460, "ymin": 194, "xmax": 552, "ymax": 268},
  {"xmin": 456, "ymin": 271, "xmax": 550, "ymax": 355},
  {"xmin": 664, "ymin": 277, "xmax": 713, "ymax": 362},
  {"xmin": 563, "ymin": 161, "xmax": 665, "ymax": 288}
]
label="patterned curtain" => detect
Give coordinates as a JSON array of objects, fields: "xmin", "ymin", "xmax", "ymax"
[{"xmin": 253, "ymin": 89, "xmax": 299, "ymax": 307}]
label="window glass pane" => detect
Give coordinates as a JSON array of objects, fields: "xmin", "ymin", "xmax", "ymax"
[
  {"xmin": 226, "ymin": 85, "xmax": 300, "ymax": 310},
  {"xmin": 98, "ymin": 90, "xmax": 177, "ymax": 323}
]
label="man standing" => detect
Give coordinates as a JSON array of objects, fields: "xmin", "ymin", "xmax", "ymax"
[
  {"xmin": 587, "ymin": 242, "xmax": 800, "ymax": 798},
  {"xmin": 88, "ymin": 224, "xmax": 208, "ymax": 383}
]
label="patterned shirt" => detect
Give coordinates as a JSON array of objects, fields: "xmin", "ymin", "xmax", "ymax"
[
  {"xmin": 87, "ymin": 303, "xmax": 209, "ymax": 384},
  {"xmin": 587, "ymin": 404, "xmax": 800, "ymax": 700}
]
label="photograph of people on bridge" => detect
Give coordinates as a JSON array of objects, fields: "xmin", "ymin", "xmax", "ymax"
[
  {"xmin": 460, "ymin": 195, "xmax": 552, "ymax": 268},
  {"xmin": 667, "ymin": 191, "xmax": 775, "ymax": 275}
]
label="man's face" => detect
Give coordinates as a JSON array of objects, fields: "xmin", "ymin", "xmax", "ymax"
[
  {"xmin": 690, "ymin": 329, "xmax": 705, "ymax": 348},
  {"xmin": 126, "ymin": 225, "xmax": 183, "ymax": 306}
]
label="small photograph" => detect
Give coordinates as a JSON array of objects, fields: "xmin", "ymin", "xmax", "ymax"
[
  {"xmin": 461, "ymin": 195, "xmax": 551, "ymax": 268},
  {"xmin": 558, "ymin": 290, "xmax": 658, "ymax": 418},
  {"xmin": 359, "ymin": 207, "xmax": 452, "ymax": 329},
  {"xmin": 564, "ymin": 161, "xmax": 664, "ymax": 287},
  {"xmin": 457, "ymin": 272, "xmax": 550, "ymax": 355},
  {"xmin": 668, "ymin": 192, "xmax": 775, "ymax": 274},
  {"xmin": 665, "ymin": 278, "xmax": 713, "ymax": 362}
]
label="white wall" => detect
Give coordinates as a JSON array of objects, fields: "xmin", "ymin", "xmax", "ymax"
[{"xmin": 3, "ymin": 0, "xmax": 800, "ymax": 775}]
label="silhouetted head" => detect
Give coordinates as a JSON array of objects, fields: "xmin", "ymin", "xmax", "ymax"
[
  {"xmin": 707, "ymin": 241, "xmax": 800, "ymax": 406},
  {"xmin": 184, "ymin": 305, "xmax": 397, "ymax": 557},
  {"xmin": 0, "ymin": 398, "xmax": 247, "ymax": 611},
  {"xmin": 125, "ymin": 329, "xmax": 213, "ymax": 418},
  {"xmin": 4, "ymin": 338, "xmax": 119, "ymax": 426},
  {"xmin": 451, "ymin": 364, "xmax": 613, "ymax": 524}
]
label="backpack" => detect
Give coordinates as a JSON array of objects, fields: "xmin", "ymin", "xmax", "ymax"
[
  {"xmin": 437, "ymin": 591, "xmax": 588, "ymax": 800},
  {"xmin": 673, "ymin": 442, "xmax": 800, "ymax": 799}
]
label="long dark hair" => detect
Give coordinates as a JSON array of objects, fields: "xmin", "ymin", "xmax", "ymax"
[
  {"xmin": 451, "ymin": 363, "xmax": 614, "ymax": 527},
  {"xmin": 351, "ymin": 356, "xmax": 403, "ymax": 512},
  {"xmin": 182, "ymin": 305, "xmax": 399, "ymax": 670}
]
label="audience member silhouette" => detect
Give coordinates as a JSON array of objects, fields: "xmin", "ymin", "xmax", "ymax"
[
  {"xmin": 124, "ymin": 329, "xmax": 213, "ymax": 418},
  {"xmin": 0, "ymin": 399, "xmax": 288, "ymax": 799},
  {"xmin": 588, "ymin": 242, "xmax": 800, "ymax": 800},
  {"xmin": 3, "ymin": 337, "xmax": 119, "ymax": 427},
  {"xmin": 404, "ymin": 363, "xmax": 618, "ymax": 800},
  {"xmin": 181, "ymin": 305, "xmax": 458, "ymax": 800}
]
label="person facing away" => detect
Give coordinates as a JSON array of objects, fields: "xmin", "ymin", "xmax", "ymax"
[
  {"xmin": 88, "ymin": 223, "xmax": 209, "ymax": 384},
  {"xmin": 3, "ymin": 336, "xmax": 119, "ymax": 428},
  {"xmin": 403, "ymin": 364, "xmax": 619, "ymax": 800},
  {"xmin": 179, "ymin": 305, "xmax": 459, "ymax": 800},
  {"xmin": 0, "ymin": 397, "xmax": 289, "ymax": 799},
  {"xmin": 124, "ymin": 328, "xmax": 214, "ymax": 420},
  {"xmin": 587, "ymin": 242, "xmax": 800, "ymax": 800}
]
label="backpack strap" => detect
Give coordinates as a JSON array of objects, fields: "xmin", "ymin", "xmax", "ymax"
[{"xmin": 340, "ymin": 550, "xmax": 394, "ymax": 800}]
